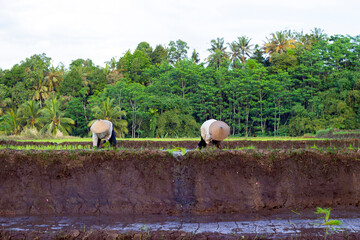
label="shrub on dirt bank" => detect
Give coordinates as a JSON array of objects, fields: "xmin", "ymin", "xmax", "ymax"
[
  {"xmin": 156, "ymin": 109, "xmax": 200, "ymax": 138},
  {"xmin": 316, "ymin": 128, "xmax": 360, "ymax": 139}
]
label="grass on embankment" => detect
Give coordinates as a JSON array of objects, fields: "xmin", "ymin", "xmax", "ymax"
[
  {"xmin": 0, "ymin": 145, "xmax": 92, "ymax": 151},
  {"xmin": 0, "ymin": 135, "xmax": 326, "ymax": 143}
]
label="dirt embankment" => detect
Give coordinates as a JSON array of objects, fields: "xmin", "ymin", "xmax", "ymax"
[
  {"xmin": 1, "ymin": 149, "xmax": 360, "ymax": 217},
  {"xmin": 1, "ymin": 139, "xmax": 359, "ymax": 149}
]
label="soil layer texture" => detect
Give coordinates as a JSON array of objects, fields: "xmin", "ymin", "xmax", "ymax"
[
  {"xmin": 1, "ymin": 149, "xmax": 360, "ymax": 216},
  {"xmin": 2, "ymin": 148, "xmax": 360, "ymax": 239}
]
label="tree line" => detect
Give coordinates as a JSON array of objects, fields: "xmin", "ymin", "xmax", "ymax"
[{"xmin": 0, "ymin": 28, "xmax": 360, "ymax": 138}]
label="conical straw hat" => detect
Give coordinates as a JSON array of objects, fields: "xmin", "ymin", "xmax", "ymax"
[
  {"xmin": 90, "ymin": 120, "xmax": 111, "ymax": 134},
  {"xmin": 209, "ymin": 121, "xmax": 230, "ymax": 141}
]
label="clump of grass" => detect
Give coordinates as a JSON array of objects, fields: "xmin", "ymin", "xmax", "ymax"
[
  {"xmin": 235, "ymin": 145, "xmax": 255, "ymax": 150},
  {"xmin": 167, "ymin": 147, "xmax": 187, "ymax": 156}
]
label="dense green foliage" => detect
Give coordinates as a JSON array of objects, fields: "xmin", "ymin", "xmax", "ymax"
[{"xmin": 1, "ymin": 29, "xmax": 360, "ymax": 138}]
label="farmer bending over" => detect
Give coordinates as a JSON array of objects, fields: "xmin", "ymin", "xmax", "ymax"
[
  {"xmin": 198, "ymin": 119, "xmax": 230, "ymax": 149},
  {"xmin": 90, "ymin": 119, "xmax": 117, "ymax": 149}
]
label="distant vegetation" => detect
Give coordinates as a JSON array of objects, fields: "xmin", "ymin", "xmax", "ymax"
[
  {"xmin": 1, "ymin": 28, "xmax": 360, "ymax": 138},
  {"xmin": 315, "ymin": 128, "xmax": 360, "ymax": 139}
]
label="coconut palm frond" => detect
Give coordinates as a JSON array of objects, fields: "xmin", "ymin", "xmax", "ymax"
[
  {"xmin": 39, "ymin": 96, "xmax": 74, "ymax": 136},
  {"xmin": 89, "ymin": 97, "xmax": 129, "ymax": 137}
]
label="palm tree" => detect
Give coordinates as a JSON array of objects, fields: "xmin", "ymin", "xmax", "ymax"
[
  {"xmin": 33, "ymin": 77, "xmax": 49, "ymax": 106},
  {"xmin": 45, "ymin": 66, "xmax": 64, "ymax": 93},
  {"xmin": 311, "ymin": 27, "xmax": 327, "ymax": 41},
  {"xmin": 237, "ymin": 36, "xmax": 253, "ymax": 64},
  {"xmin": 0, "ymin": 98, "xmax": 13, "ymax": 116},
  {"xmin": 0, "ymin": 109, "xmax": 23, "ymax": 135},
  {"xmin": 149, "ymin": 108, "xmax": 158, "ymax": 138},
  {"xmin": 228, "ymin": 36, "xmax": 253, "ymax": 67},
  {"xmin": 264, "ymin": 31, "xmax": 296, "ymax": 58},
  {"xmin": 191, "ymin": 49, "xmax": 200, "ymax": 64},
  {"xmin": 228, "ymin": 42, "xmax": 241, "ymax": 68},
  {"xmin": 88, "ymin": 97, "xmax": 128, "ymax": 137},
  {"xmin": 207, "ymin": 37, "xmax": 229, "ymax": 68},
  {"xmin": 208, "ymin": 37, "xmax": 228, "ymax": 54},
  {"xmin": 39, "ymin": 96, "xmax": 75, "ymax": 136},
  {"xmin": 19, "ymin": 100, "xmax": 42, "ymax": 130},
  {"xmin": 73, "ymin": 64, "xmax": 90, "ymax": 89}
]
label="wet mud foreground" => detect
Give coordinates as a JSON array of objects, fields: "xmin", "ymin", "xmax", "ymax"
[
  {"xmin": 2, "ymin": 212, "xmax": 360, "ymax": 239},
  {"xmin": 1, "ymin": 148, "xmax": 360, "ymax": 239}
]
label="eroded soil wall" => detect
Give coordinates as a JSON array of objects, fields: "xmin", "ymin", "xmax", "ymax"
[{"xmin": 1, "ymin": 149, "xmax": 360, "ymax": 216}]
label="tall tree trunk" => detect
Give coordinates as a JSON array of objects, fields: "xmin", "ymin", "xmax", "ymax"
[{"xmin": 82, "ymin": 100, "xmax": 88, "ymax": 122}]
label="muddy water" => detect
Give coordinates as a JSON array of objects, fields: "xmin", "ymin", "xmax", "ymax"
[{"xmin": 1, "ymin": 211, "xmax": 360, "ymax": 238}]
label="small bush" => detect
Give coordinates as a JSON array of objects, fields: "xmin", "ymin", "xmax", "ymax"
[
  {"xmin": 315, "ymin": 128, "xmax": 334, "ymax": 138},
  {"xmin": 316, "ymin": 128, "xmax": 360, "ymax": 139},
  {"xmin": 303, "ymin": 133, "xmax": 316, "ymax": 138},
  {"xmin": 20, "ymin": 127, "xmax": 40, "ymax": 139}
]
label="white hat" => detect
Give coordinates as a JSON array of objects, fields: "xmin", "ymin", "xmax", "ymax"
[
  {"xmin": 90, "ymin": 120, "xmax": 111, "ymax": 133},
  {"xmin": 209, "ymin": 121, "xmax": 230, "ymax": 141}
]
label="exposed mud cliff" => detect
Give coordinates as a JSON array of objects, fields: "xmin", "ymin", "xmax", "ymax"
[{"xmin": 1, "ymin": 149, "xmax": 360, "ymax": 216}]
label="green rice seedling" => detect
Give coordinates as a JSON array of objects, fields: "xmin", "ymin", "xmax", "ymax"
[
  {"xmin": 291, "ymin": 209, "xmax": 301, "ymax": 215},
  {"xmin": 102, "ymin": 141, "xmax": 110, "ymax": 148},
  {"xmin": 310, "ymin": 143, "xmax": 319, "ymax": 150},
  {"xmin": 269, "ymin": 151, "xmax": 277, "ymax": 161},
  {"xmin": 140, "ymin": 224, "xmax": 147, "ymax": 231},
  {"xmin": 315, "ymin": 207, "xmax": 341, "ymax": 226},
  {"xmin": 315, "ymin": 207, "xmax": 342, "ymax": 239},
  {"xmin": 327, "ymin": 146, "xmax": 337, "ymax": 154},
  {"xmin": 0, "ymin": 144, "xmax": 91, "ymax": 151},
  {"xmin": 347, "ymin": 143, "xmax": 356, "ymax": 150},
  {"xmin": 252, "ymin": 151, "xmax": 263, "ymax": 159},
  {"xmin": 235, "ymin": 145, "xmax": 255, "ymax": 150}
]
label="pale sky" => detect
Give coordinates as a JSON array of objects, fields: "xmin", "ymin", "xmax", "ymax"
[{"xmin": 0, "ymin": 0, "xmax": 359, "ymax": 70}]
